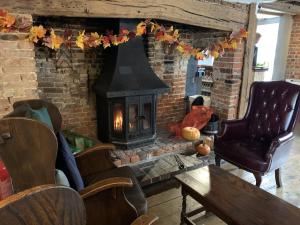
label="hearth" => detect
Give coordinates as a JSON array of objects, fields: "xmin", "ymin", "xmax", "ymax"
[{"xmin": 94, "ymin": 20, "xmax": 169, "ymax": 149}]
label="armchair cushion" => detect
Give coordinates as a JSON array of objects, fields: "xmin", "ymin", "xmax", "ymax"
[
  {"xmin": 215, "ymin": 138, "xmax": 270, "ymax": 173},
  {"xmin": 25, "ymin": 106, "xmax": 54, "ymax": 130},
  {"xmin": 56, "ymin": 132, "xmax": 84, "ymax": 191},
  {"xmin": 85, "ymin": 166, "xmax": 147, "ymax": 216}
]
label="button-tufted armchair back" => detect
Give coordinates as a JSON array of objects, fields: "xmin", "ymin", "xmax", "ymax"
[{"xmin": 245, "ymin": 81, "xmax": 300, "ymax": 142}]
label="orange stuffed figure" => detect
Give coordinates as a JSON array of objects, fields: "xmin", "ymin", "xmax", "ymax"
[{"xmin": 169, "ymin": 106, "xmax": 213, "ymax": 138}]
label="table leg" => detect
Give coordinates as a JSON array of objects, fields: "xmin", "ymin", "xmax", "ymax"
[{"xmin": 181, "ymin": 186, "xmax": 187, "ymax": 225}]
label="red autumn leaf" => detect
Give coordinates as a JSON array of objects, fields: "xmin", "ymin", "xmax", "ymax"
[
  {"xmin": 155, "ymin": 30, "xmax": 165, "ymax": 41},
  {"xmin": 0, "ymin": 10, "xmax": 7, "ymax": 18},
  {"xmin": 101, "ymin": 35, "xmax": 111, "ymax": 49},
  {"xmin": 120, "ymin": 28, "xmax": 130, "ymax": 36},
  {"xmin": 128, "ymin": 31, "xmax": 136, "ymax": 39}
]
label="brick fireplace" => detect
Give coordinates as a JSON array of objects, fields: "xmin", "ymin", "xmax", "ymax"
[{"xmin": 0, "ymin": 2, "xmax": 248, "ymax": 162}]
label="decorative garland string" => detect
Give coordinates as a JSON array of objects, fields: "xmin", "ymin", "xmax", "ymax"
[{"xmin": 0, "ymin": 10, "xmax": 248, "ymax": 60}]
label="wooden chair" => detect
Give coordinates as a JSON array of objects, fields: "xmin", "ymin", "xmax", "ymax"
[
  {"xmin": 0, "ymin": 117, "xmax": 157, "ymax": 225},
  {"xmin": 0, "ymin": 184, "xmax": 86, "ymax": 225}
]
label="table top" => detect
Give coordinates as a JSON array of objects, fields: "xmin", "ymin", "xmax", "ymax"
[{"xmin": 175, "ymin": 165, "xmax": 300, "ymax": 225}]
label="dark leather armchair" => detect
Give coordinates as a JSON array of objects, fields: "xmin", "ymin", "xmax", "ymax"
[
  {"xmin": 215, "ymin": 81, "xmax": 300, "ymax": 187},
  {"xmin": 2, "ymin": 99, "xmax": 156, "ymax": 225}
]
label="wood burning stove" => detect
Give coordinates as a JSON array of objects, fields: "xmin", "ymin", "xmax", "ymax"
[
  {"xmin": 94, "ymin": 20, "xmax": 169, "ymax": 148},
  {"xmin": 96, "ymin": 95, "xmax": 156, "ymax": 149}
]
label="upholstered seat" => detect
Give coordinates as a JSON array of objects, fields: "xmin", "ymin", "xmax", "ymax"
[{"xmin": 215, "ymin": 81, "xmax": 300, "ymax": 187}]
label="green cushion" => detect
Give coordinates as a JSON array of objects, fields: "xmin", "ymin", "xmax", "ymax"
[{"xmin": 26, "ymin": 107, "xmax": 54, "ymax": 130}]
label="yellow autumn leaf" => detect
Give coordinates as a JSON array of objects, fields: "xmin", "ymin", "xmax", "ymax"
[
  {"xmin": 28, "ymin": 25, "xmax": 46, "ymax": 43},
  {"xmin": 136, "ymin": 21, "xmax": 146, "ymax": 36},
  {"xmin": 176, "ymin": 44, "xmax": 184, "ymax": 54},
  {"xmin": 50, "ymin": 29, "xmax": 63, "ymax": 50},
  {"xmin": 230, "ymin": 39, "xmax": 238, "ymax": 49},
  {"xmin": 210, "ymin": 50, "xmax": 219, "ymax": 59},
  {"xmin": 76, "ymin": 30, "xmax": 85, "ymax": 50}
]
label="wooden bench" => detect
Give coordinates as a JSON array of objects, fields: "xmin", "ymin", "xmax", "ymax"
[{"xmin": 175, "ymin": 165, "xmax": 300, "ymax": 225}]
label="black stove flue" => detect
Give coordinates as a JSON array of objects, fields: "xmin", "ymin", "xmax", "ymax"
[{"xmin": 93, "ymin": 21, "xmax": 169, "ymax": 149}]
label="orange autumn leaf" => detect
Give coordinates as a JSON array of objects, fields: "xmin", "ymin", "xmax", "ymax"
[
  {"xmin": 195, "ymin": 52, "xmax": 204, "ymax": 60},
  {"xmin": 89, "ymin": 32, "xmax": 102, "ymax": 47},
  {"xmin": 136, "ymin": 21, "xmax": 146, "ymax": 36},
  {"xmin": 0, "ymin": 13, "xmax": 15, "ymax": 28},
  {"xmin": 28, "ymin": 25, "xmax": 46, "ymax": 43}
]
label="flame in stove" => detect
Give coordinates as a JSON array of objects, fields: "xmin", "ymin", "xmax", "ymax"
[{"xmin": 114, "ymin": 110, "xmax": 123, "ymax": 132}]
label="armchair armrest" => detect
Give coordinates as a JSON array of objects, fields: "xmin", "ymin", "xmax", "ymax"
[
  {"xmin": 80, "ymin": 177, "xmax": 139, "ymax": 225},
  {"xmin": 131, "ymin": 214, "xmax": 159, "ymax": 225},
  {"xmin": 75, "ymin": 143, "xmax": 116, "ymax": 178},
  {"xmin": 80, "ymin": 177, "xmax": 133, "ymax": 199},
  {"xmin": 265, "ymin": 132, "xmax": 294, "ymax": 161},
  {"xmin": 217, "ymin": 119, "xmax": 248, "ymax": 141}
]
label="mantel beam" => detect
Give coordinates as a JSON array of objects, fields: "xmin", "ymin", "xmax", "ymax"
[{"xmin": 0, "ymin": 0, "xmax": 249, "ymax": 30}]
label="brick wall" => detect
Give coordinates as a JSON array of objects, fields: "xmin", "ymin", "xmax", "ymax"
[
  {"xmin": 34, "ymin": 17, "xmax": 105, "ymax": 138},
  {"xmin": 0, "ymin": 14, "xmax": 39, "ymax": 118},
  {"xmin": 193, "ymin": 31, "xmax": 244, "ymax": 120},
  {"xmin": 147, "ymin": 29, "xmax": 190, "ymax": 129},
  {"xmin": 286, "ymin": 15, "xmax": 300, "ymax": 79}
]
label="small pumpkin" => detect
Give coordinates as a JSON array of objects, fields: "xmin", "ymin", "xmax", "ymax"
[
  {"xmin": 181, "ymin": 127, "xmax": 200, "ymax": 141},
  {"xmin": 195, "ymin": 143, "xmax": 211, "ymax": 156}
]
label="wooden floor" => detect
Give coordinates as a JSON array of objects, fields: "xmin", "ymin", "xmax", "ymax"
[{"xmin": 148, "ymin": 125, "xmax": 300, "ymax": 225}]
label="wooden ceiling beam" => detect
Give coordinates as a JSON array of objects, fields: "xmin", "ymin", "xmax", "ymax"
[
  {"xmin": 260, "ymin": 2, "xmax": 300, "ymax": 15},
  {"xmin": 0, "ymin": 0, "xmax": 249, "ymax": 30}
]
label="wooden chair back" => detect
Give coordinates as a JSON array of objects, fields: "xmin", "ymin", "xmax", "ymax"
[
  {"xmin": 8, "ymin": 99, "xmax": 63, "ymax": 133},
  {"xmin": 0, "ymin": 185, "xmax": 86, "ymax": 225},
  {"xmin": 0, "ymin": 118, "xmax": 57, "ymax": 193}
]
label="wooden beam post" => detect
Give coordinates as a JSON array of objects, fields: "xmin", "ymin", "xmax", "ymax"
[{"xmin": 238, "ymin": 3, "xmax": 258, "ymax": 118}]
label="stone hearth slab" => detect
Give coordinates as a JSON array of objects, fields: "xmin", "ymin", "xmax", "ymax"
[
  {"xmin": 131, "ymin": 152, "xmax": 215, "ymax": 187},
  {"xmin": 110, "ymin": 129, "xmax": 213, "ymax": 166}
]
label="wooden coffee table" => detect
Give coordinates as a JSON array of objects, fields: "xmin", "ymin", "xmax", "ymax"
[{"xmin": 175, "ymin": 165, "xmax": 300, "ymax": 225}]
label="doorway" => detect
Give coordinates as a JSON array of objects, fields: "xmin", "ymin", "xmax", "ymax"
[{"xmin": 254, "ymin": 13, "xmax": 293, "ymax": 81}]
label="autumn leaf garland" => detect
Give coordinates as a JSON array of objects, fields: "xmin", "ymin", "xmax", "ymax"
[{"xmin": 0, "ymin": 9, "xmax": 248, "ymax": 60}]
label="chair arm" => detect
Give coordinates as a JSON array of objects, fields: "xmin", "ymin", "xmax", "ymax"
[
  {"xmin": 79, "ymin": 177, "xmax": 133, "ymax": 199},
  {"xmin": 217, "ymin": 119, "xmax": 248, "ymax": 141},
  {"xmin": 265, "ymin": 132, "xmax": 294, "ymax": 160},
  {"xmin": 75, "ymin": 143, "xmax": 116, "ymax": 178},
  {"xmin": 131, "ymin": 214, "xmax": 159, "ymax": 225},
  {"xmin": 75, "ymin": 143, "xmax": 116, "ymax": 158},
  {"xmin": 80, "ymin": 177, "xmax": 139, "ymax": 225}
]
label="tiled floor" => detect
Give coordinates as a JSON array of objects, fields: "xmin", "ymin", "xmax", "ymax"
[{"xmin": 148, "ymin": 125, "xmax": 300, "ymax": 225}]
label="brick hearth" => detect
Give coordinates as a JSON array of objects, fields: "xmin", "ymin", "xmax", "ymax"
[{"xmin": 110, "ymin": 129, "xmax": 200, "ymax": 166}]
